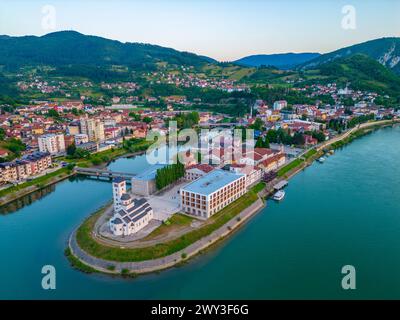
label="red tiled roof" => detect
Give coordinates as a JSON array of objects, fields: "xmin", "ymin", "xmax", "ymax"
[{"xmin": 186, "ymin": 164, "xmax": 214, "ymax": 174}]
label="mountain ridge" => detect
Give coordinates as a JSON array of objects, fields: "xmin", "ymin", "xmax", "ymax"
[
  {"xmin": 0, "ymin": 30, "xmax": 213, "ymax": 70},
  {"xmin": 234, "ymin": 52, "xmax": 321, "ymax": 69},
  {"xmin": 301, "ymin": 37, "xmax": 400, "ymax": 74}
]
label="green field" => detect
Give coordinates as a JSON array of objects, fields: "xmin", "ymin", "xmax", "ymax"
[{"xmin": 303, "ymin": 149, "xmax": 317, "ymax": 160}]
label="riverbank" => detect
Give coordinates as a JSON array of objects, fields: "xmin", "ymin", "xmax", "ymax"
[
  {"xmin": 0, "ymin": 144, "xmax": 148, "ymax": 207},
  {"xmin": 67, "ymin": 119, "xmax": 399, "ymax": 276},
  {"xmin": 68, "ymin": 182, "xmax": 265, "ymax": 275},
  {"xmin": 275, "ymin": 119, "xmax": 400, "ymax": 181},
  {"xmin": 0, "ymin": 167, "xmax": 75, "ymax": 206}
]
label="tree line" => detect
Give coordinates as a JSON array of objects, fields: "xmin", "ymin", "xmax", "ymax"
[{"xmin": 155, "ymin": 162, "xmax": 185, "ymax": 190}]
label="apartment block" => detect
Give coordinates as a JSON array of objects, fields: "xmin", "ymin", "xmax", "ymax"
[
  {"xmin": 38, "ymin": 134, "xmax": 66, "ymax": 154},
  {"xmin": 180, "ymin": 169, "xmax": 246, "ymax": 220}
]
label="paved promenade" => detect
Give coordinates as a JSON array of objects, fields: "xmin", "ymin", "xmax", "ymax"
[{"xmin": 69, "ymin": 197, "xmax": 265, "ymax": 274}]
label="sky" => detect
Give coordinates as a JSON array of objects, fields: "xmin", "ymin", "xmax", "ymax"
[{"xmin": 1, "ymin": 0, "xmax": 400, "ymax": 61}]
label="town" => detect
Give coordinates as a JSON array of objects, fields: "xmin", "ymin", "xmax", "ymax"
[
  {"xmin": 2, "ymin": 67, "xmax": 399, "ymax": 270},
  {"xmin": 1, "ymin": 76, "xmax": 398, "ymax": 188},
  {"xmin": 3, "ymin": 0, "xmax": 400, "ymax": 304}
]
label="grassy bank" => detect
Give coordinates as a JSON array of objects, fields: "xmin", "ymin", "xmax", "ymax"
[
  {"xmin": 75, "ymin": 184, "xmax": 262, "ymax": 262},
  {"xmin": 0, "ymin": 140, "xmax": 151, "ymax": 204},
  {"xmin": 330, "ymin": 126, "xmax": 377, "ymax": 149},
  {"xmin": 278, "ymin": 158, "xmax": 304, "ymax": 177},
  {"xmin": 64, "ymin": 248, "xmax": 98, "ymax": 274},
  {"xmin": 276, "ymin": 121, "xmax": 397, "ymax": 180},
  {"xmin": 0, "ymin": 167, "xmax": 73, "ymax": 201}
]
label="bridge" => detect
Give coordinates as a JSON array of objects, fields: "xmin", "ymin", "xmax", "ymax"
[
  {"xmin": 74, "ymin": 167, "xmax": 137, "ymax": 181},
  {"xmin": 198, "ymin": 122, "xmax": 240, "ymax": 128}
]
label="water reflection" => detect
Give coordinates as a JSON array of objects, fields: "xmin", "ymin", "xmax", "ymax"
[{"xmin": 0, "ymin": 184, "xmax": 56, "ymax": 214}]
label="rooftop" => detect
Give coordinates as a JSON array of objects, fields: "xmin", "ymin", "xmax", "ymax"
[
  {"xmin": 182, "ymin": 169, "xmax": 244, "ymax": 196},
  {"xmin": 133, "ymin": 164, "xmax": 165, "ymax": 181}
]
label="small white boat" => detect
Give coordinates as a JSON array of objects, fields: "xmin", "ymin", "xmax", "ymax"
[
  {"xmin": 317, "ymin": 157, "xmax": 326, "ymax": 163},
  {"xmin": 273, "ymin": 190, "xmax": 285, "ymax": 201}
]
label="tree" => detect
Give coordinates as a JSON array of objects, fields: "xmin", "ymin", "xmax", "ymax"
[
  {"xmin": 0, "ymin": 128, "xmax": 5, "ymax": 141},
  {"xmin": 266, "ymin": 129, "xmax": 278, "ymax": 143},
  {"xmin": 255, "ymin": 137, "xmax": 270, "ymax": 148},
  {"xmin": 47, "ymin": 109, "xmax": 60, "ymax": 119},
  {"xmin": 129, "ymin": 112, "xmax": 141, "ymax": 121},
  {"xmin": 143, "ymin": 116, "xmax": 153, "ymax": 124},
  {"xmin": 72, "ymin": 148, "xmax": 90, "ymax": 159},
  {"xmin": 67, "ymin": 143, "xmax": 76, "ymax": 156},
  {"xmin": 292, "ymin": 132, "xmax": 305, "ymax": 146},
  {"xmin": 249, "ymin": 118, "xmax": 264, "ymax": 131},
  {"xmin": 155, "ymin": 162, "xmax": 185, "ymax": 190}
]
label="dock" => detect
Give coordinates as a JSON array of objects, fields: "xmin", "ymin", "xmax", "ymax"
[{"xmin": 273, "ymin": 180, "xmax": 288, "ymax": 191}]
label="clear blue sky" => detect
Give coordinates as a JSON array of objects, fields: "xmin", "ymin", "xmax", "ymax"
[{"xmin": 1, "ymin": 0, "xmax": 400, "ymax": 61}]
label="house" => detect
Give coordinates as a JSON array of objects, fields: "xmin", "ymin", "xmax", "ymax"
[
  {"xmin": 229, "ymin": 164, "xmax": 263, "ymax": 187},
  {"xmin": 0, "ymin": 149, "xmax": 9, "ymax": 158},
  {"xmin": 258, "ymin": 152, "xmax": 286, "ymax": 173},
  {"xmin": 304, "ymin": 134, "xmax": 318, "ymax": 146},
  {"xmin": 185, "ymin": 164, "xmax": 214, "ymax": 181},
  {"xmin": 273, "ymin": 100, "xmax": 287, "ymax": 111},
  {"xmin": 238, "ymin": 148, "xmax": 275, "ymax": 166}
]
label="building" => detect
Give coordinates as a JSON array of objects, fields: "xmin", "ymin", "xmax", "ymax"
[
  {"xmin": 273, "ymin": 100, "xmax": 287, "ymax": 111},
  {"xmin": 229, "ymin": 164, "xmax": 263, "ymax": 187},
  {"xmin": 185, "ymin": 164, "xmax": 214, "ymax": 181},
  {"xmin": 112, "ymin": 177, "xmax": 127, "ymax": 212},
  {"xmin": 109, "ymin": 190, "xmax": 153, "ymax": 236},
  {"xmin": 74, "ymin": 133, "xmax": 89, "ymax": 145},
  {"xmin": 258, "ymin": 152, "xmax": 286, "ymax": 173},
  {"xmin": 80, "ymin": 118, "xmax": 105, "ymax": 142},
  {"xmin": 0, "ymin": 149, "xmax": 9, "ymax": 158},
  {"xmin": 131, "ymin": 164, "xmax": 165, "ymax": 196},
  {"xmin": 64, "ymin": 135, "xmax": 75, "ymax": 148},
  {"xmin": 38, "ymin": 134, "xmax": 65, "ymax": 154},
  {"xmin": 238, "ymin": 148, "xmax": 276, "ymax": 166},
  {"xmin": 67, "ymin": 124, "xmax": 80, "ymax": 135},
  {"xmin": 76, "ymin": 142, "xmax": 98, "ymax": 153},
  {"xmin": 180, "ymin": 169, "xmax": 246, "ymax": 219},
  {"xmin": 0, "ymin": 152, "xmax": 52, "ymax": 183}
]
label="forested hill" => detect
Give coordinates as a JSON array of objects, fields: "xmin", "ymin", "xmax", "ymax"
[
  {"xmin": 0, "ymin": 31, "xmax": 212, "ymax": 70},
  {"xmin": 301, "ymin": 37, "xmax": 400, "ymax": 74}
]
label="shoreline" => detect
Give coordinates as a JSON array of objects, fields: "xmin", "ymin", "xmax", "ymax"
[
  {"xmin": 68, "ymin": 197, "xmax": 265, "ymax": 275},
  {"xmin": 0, "ymin": 147, "xmax": 147, "ymax": 207},
  {"xmin": 67, "ymin": 119, "xmax": 400, "ymax": 276},
  {"xmin": 0, "ymin": 169, "xmax": 75, "ymax": 207}
]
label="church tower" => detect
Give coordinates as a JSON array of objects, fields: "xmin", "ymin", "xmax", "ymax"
[{"xmin": 112, "ymin": 177, "xmax": 126, "ymax": 212}]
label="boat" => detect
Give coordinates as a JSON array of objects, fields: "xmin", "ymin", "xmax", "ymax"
[
  {"xmin": 272, "ymin": 190, "xmax": 285, "ymax": 201},
  {"xmin": 317, "ymin": 157, "xmax": 326, "ymax": 163}
]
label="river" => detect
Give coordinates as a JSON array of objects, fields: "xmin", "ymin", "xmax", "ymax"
[{"xmin": 0, "ymin": 126, "xmax": 399, "ymax": 299}]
